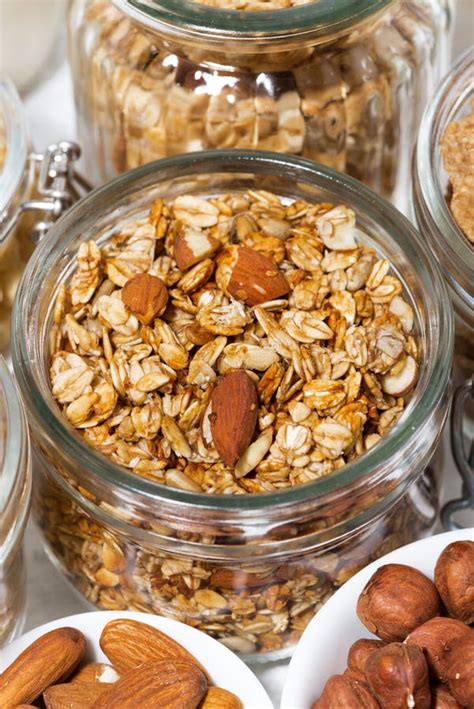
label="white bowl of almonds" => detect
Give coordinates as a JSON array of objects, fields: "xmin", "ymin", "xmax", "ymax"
[{"xmin": 0, "ymin": 611, "xmax": 273, "ymax": 708}]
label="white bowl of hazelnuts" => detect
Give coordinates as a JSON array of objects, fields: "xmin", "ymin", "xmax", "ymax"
[{"xmin": 281, "ymin": 529, "xmax": 474, "ymax": 709}]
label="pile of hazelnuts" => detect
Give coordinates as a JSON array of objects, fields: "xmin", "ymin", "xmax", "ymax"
[{"xmin": 312, "ymin": 540, "xmax": 474, "ymax": 708}]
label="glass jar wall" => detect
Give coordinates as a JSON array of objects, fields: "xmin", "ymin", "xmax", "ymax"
[
  {"xmin": 69, "ymin": 0, "xmax": 453, "ymax": 209},
  {"xmin": 0, "ymin": 356, "xmax": 31, "ymax": 646},
  {"xmin": 0, "ymin": 80, "xmax": 34, "ymax": 353},
  {"xmin": 413, "ymin": 50, "xmax": 473, "ymax": 518},
  {"xmin": 12, "ymin": 152, "xmax": 453, "ymax": 660}
]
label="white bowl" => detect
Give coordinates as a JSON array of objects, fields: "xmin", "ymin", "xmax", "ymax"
[
  {"xmin": 1, "ymin": 610, "xmax": 273, "ymax": 709},
  {"xmin": 281, "ymin": 528, "xmax": 474, "ymax": 709}
]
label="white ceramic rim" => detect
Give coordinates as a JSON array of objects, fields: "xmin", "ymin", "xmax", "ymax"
[
  {"xmin": 2, "ymin": 610, "xmax": 273, "ymax": 708},
  {"xmin": 281, "ymin": 528, "xmax": 474, "ymax": 709}
]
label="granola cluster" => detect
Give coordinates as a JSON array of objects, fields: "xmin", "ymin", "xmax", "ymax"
[{"xmin": 49, "ymin": 190, "xmax": 419, "ymax": 494}]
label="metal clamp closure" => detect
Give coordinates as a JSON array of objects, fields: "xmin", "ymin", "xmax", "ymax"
[
  {"xmin": 1, "ymin": 141, "xmax": 92, "ymax": 244},
  {"xmin": 441, "ymin": 376, "xmax": 474, "ymax": 530}
]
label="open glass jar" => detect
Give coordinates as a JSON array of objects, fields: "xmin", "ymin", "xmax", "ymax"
[
  {"xmin": 0, "ymin": 78, "xmax": 89, "ymax": 354},
  {"xmin": 12, "ymin": 151, "xmax": 453, "ymax": 661},
  {"xmin": 69, "ymin": 0, "xmax": 453, "ymax": 209},
  {"xmin": 413, "ymin": 50, "xmax": 474, "ymax": 528},
  {"xmin": 0, "ymin": 356, "xmax": 31, "ymax": 647}
]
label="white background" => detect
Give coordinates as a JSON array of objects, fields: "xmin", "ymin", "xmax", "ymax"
[{"xmin": 14, "ymin": 2, "xmax": 473, "ymax": 704}]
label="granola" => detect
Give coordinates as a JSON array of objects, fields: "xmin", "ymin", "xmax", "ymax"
[
  {"xmin": 440, "ymin": 99, "xmax": 474, "ymax": 244},
  {"xmin": 38, "ymin": 188, "xmax": 432, "ymax": 656},
  {"xmin": 72, "ymin": 0, "xmax": 451, "ymax": 200},
  {"xmin": 49, "ymin": 191, "xmax": 419, "ymax": 494}
]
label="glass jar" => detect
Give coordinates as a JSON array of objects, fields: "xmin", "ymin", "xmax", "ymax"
[
  {"xmin": 12, "ymin": 151, "xmax": 453, "ymax": 660},
  {"xmin": 69, "ymin": 0, "xmax": 453, "ymax": 209},
  {"xmin": 0, "ymin": 78, "xmax": 88, "ymax": 354},
  {"xmin": 412, "ymin": 49, "xmax": 474, "ymax": 529},
  {"xmin": 0, "ymin": 356, "xmax": 31, "ymax": 646}
]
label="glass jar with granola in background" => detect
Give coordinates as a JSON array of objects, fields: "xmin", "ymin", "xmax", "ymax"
[
  {"xmin": 69, "ymin": 0, "xmax": 453, "ymax": 210},
  {"xmin": 413, "ymin": 49, "xmax": 473, "ymax": 528},
  {"xmin": 0, "ymin": 356, "xmax": 31, "ymax": 647},
  {"xmin": 12, "ymin": 151, "xmax": 453, "ymax": 661},
  {"xmin": 0, "ymin": 78, "xmax": 88, "ymax": 354}
]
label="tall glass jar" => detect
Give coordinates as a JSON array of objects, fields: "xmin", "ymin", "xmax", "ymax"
[
  {"xmin": 0, "ymin": 78, "xmax": 88, "ymax": 354},
  {"xmin": 0, "ymin": 356, "xmax": 31, "ymax": 647},
  {"xmin": 413, "ymin": 50, "xmax": 473, "ymax": 528},
  {"xmin": 12, "ymin": 152, "xmax": 453, "ymax": 661},
  {"xmin": 69, "ymin": 0, "xmax": 453, "ymax": 209}
]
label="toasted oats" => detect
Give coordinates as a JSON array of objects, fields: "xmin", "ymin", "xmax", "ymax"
[{"xmin": 49, "ymin": 190, "xmax": 417, "ymax": 501}]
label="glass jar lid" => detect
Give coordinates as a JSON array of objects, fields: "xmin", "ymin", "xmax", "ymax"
[
  {"xmin": 0, "ymin": 356, "xmax": 31, "ymax": 562},
  {"xmin": 113, "ymin": 0, "xmax": 392, "ymax": 42}
]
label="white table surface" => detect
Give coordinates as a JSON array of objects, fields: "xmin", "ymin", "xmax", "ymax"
[{"xmin": 19, "ymin": 5, "xmax": 472, "ymax": 705}]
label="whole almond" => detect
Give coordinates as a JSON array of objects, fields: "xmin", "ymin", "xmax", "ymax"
[
  {"xmin": 70, "ymin": 663, "xmax": 120, "ymax": 685},
  {"xmin": 44, "ymin": 682, "xmax": 109, "ymax": 709},
  {"xmin": 226, "ymin": 247, "xmax": 289, "ymax": 305},
  {"xmin": 122, "ymin": 273, "xmax": 168, "ymax": 325},
  {"xmin": 0, "ymin": 627, "xmax": 86, "ymax": 706},
  {"xmin": 99, "ymin": 619, "xmax": 205, "ymax": 676},
  {"xmin": 209, "ymin": 567, "xmax": 278, "ymax": 590},
  {"xmin": 174, "ymin": 228, "xmax": 221, "ymax": 271},
  {"xmin": 92, "ymin": 660, "xmax": 207, "ymax": 709},
  {"xmin": 201, "ymin": 687, "xmax": 242, "ymax": 709},
  {"xmin": 209, "ymin": 370, "xmax": 258, "ymax": 467}
]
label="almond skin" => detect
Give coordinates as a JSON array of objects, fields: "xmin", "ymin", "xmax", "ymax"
[
  {"xmin": 434, "ymin": 540, "xmax": 474, "ymax": 624},
  {"xmin": 209, "ymin": 370, "xmax": 258, "ymax": 467},
  {"xmin": 226, "ymin": 247, "xmax": 289, "ymax": 305},
  {"xmin": 0, "ymin": 627, "xmax": 86, "ymax": 706},
  {"xmin": 356, "ymin": 564, "xmax": 441, "ymax": 641},
  {"xmin": 43, "ymin": 682, "xmax": 109, "ymax": 709},
  {"xmin": 70, "ymin": 663, "xmax": 120, "ymax": 685},
  {"xmin": 201, "ymin": 686, "xmax": 242, "ymax": 709},
  {"xmin": 99, "ymin": 619, "xmax": 205, "ymax": 677},
  {"xmin": 122, "ymin": 273, "xmax": 168, "ymax": 325},
  {"xmin": 174, "ymin": 228, "xmax": 220, "ymax": 271},
  {"xmin": 92, "ymin": 660, "xmax": 207, "ymax": 709}
]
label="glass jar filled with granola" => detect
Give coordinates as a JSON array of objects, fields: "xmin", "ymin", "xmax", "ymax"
[
  {"xmin": 13, "ymin": 151, "xmax": 453, "ymax": 661},
  {"xmin": 0, "ymin": 356, "xmax": 31, "ymax": 647},
  {"xmin": 413, "ymin": 49, "xmax": 473, "ymax": 527},
  {"xmin": 0, "ymin": 78, "xmax": 88, "ymax": 354},
  {"xmin": 69, "ymin": 0, "xmax": 453, "ymax": 210}
]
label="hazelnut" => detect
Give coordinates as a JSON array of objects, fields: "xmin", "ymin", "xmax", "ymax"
[
  {"xmin": 347, "ymin": 639, "xmax": 385, "ymax": 677},
  {"xmin": 311, "ymin": 674, "xmax": 379, "ymax": 709},
  {"xmin": 365, "ymin": 642, "xmax": 431, "ymax": 709},
  {"xmin": 434, "ymin": 540, "xmax": 474, "ymax": 624},
  {"xmin": 445, "ymin": 631, "xmax": 474, "ymax": 707},
  {"xmin": 431, "ymin": 685, "xmax": 462, "ymax": 709},
  {"xmin": 406, "ymin": 616, "xmax": 470, "ymax": 682},
  {"xmin": 357, "ymin": 564, "xmax": 441, "ymax": 641}
]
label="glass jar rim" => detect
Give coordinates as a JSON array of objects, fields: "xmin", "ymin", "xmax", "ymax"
[
  {"xmin": 113, "ymin": 0, "xmax": 392, "ymax": 42},
  {"xmin": 414, "ymin": 48, "xmax": 474, "ymax": 307},
  {"xmin": 0, "ymin": 79, "xmax": 28, "ymax": 246},
  {"xmin": 12, "ymin": 150, "xmax": 453, "ymax": 513},
  {"xmin": 0, "ymin": 356, "xmax": 31, "ymax": 560}
]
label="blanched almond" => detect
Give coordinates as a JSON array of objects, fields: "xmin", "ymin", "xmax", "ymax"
[{"xmin": 381, "ymin": 355, "xmax": 418, "ymax": 396}]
